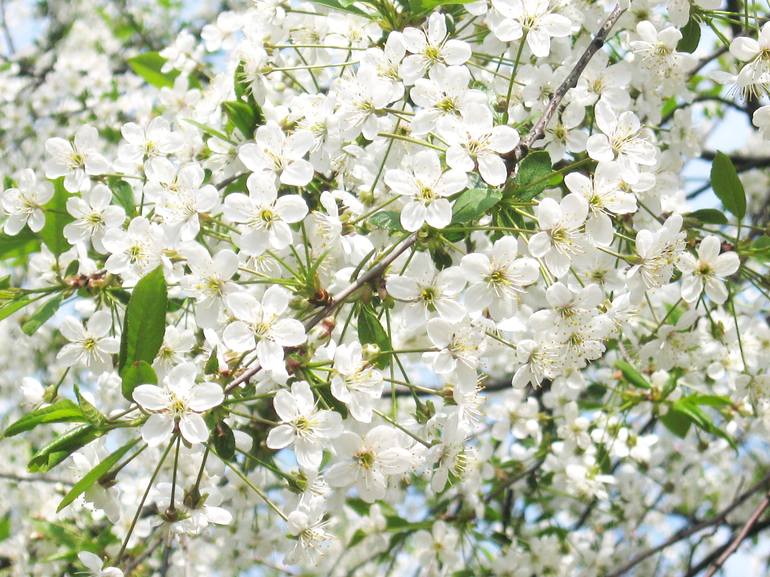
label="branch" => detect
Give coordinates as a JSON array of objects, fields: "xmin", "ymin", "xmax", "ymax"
[
  {"xmin": 605, "ymin": 470, "xmax": 770, "ymax": 577},
  {"xmin": 503, "ymin": 4, "xmax": 626, "ymax": 173},
  {"xmin": 224, "ymin": 233, "xmax": 418, "ymax": 394},
  {"xmin": 703, "ymin": 491, "xmax": 770, "ymax": 577},
  {"xmin": 683, "ymin": 519, "xmax": 770, "ymax": 577}
]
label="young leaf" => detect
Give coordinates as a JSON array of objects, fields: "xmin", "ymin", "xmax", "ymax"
[
  {"xmin": 0, "ymin": 294, "xmax": 35, "ymax": 321},
  {"xmin": 22, "ymin": 294, "xmax": 64, "ymax": 336},
  {"xmin": 3, "ymin": 400, "xmax": 86, "ymax": 437},
  {"xmin": 74, "ymin": 385, "xmax": 107, "ymax": 427},
  {"xmin": 28, "ymin": 424, "xmax": 106, "ymax": 473},
  {"xmin": 357, "ymin": 304, "xmax": 392, "ymax": 369},
  {"xmin": 121, "ymin": 360, "xmax": 158, "ymax": 402},
  {"xmin": 56, "ymin": 439, "xmax": 140, "ymax": 513},
  {"xmin": 368, "ymin": 211, "xmax": 404, "ymax": 232},
  {"xmin": 118, "ymin": 266, "xmax": 168, "ymax": 374},
  {"xmin": 677, "ymin": 17, "xmax": 701, "ymax": 53},
  {"xmin": 710, "ymin": 151, "xmax": 747, "ymax": 219},
  {"xmin": 505, "ymin": 151, "xmax": 556, "ymax": 201},
  {"xmin": 222, "ymin": 100, "xmax": 263, "ymax": 139},
  {"xmin": 686, "ymin": 208, "xmax": 728, "ymax": 225},
  {"xmin": 39, "ymin": 178, "xmax": 74, "ymax": 256},
  {"xmin": 0, "ymin": 228, "xmax": 40, "ymax": 260},
  {"xmin": 451, "ymin": 188, "xmax": 502, "ymax": 224},
  {"xmin": 660, "ymin": 407, "xmax": 691, "ymax": 438},
  {"xmin": 127, "ymin": 51, "xmax": 178, "ymax": 88},
  {"xmin": 107, "ymin": 177, "xmax": 136, "ymax": 218},
  {"xmin": 212, "ymin": 421, "xmax": 236, "ymax": 460},
  {"xmin": 615, "ymin": 360, "xmax": 651, "ymax": 389}
]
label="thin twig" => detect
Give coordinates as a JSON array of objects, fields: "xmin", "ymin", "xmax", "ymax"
[
  {"xmin": 605, "ymin": 470, "xmax": 770, "ymax": 577},
  {"xmin": 503, "ymin": 4, "xmax": 626, "ymax": 173},
  {"xmin": 703, "ymin": 491, "xmax": 770, "ymax": 577}
]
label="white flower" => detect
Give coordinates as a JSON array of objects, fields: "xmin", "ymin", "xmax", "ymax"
[
  {"xmin": 223, "ymin": 175, "xmax": 308, "ymax": 254},
  {"xmin": 386, "ymin": 251, "xmax": 466, "ymax": 322},
  {"xmin": 753, "ymin": 105, "xmax": 770, "ymax": 139},
  {"xmin": 490, "ymin": 0, "xmax": 572, "ymax": 58},
  {"xmin": 677, "ymin": 235, "xmax": 740, "ymax": 304},
  {"xmin": 56, "ymin": 311, "xmax": 119, "ymax": 373},
  {"xmin": 285, "ymin": 498, "xmax": 334, "ymax": 565},
  {"xmin": 399, "ymin": 12, "xmax": 471, "ymax": 85},
  {"xmin": 461, "ymin": 236, "xmax": 539, "ymax": 316},
  {"xmin": 63, "ymin": 184, "xmax": 125, "ymax": 251},
  {"xmin": 563, "ymin": 163, "xmax": 635, "ymax": 246},
  {"xmin": 384, "ymin": 150, "xmax": 467, "ymax": 231},
  {"xmin": 586, "ymin": 101, "xmax": 656, "ymax": 177},
  {"xmin": 152, "ymin": 162, "xmax": 219, "ymax": 241},
  {"xmin": 266, "ymin": 380, "xmax": 342, "ymax": 470},
  {"xmin": 331, "ymin": 342, "xmax": 384, "ymax": 423},
  {"xmin": 117, "ymin": 117, "xmax": 184, "ymax": 167},
  {"xmin": 180, "ymin": 245, "xmax": 240, "ymax": 328},
  {"xmin": 629, "ymin": 21, "xmax": 697, "ymax": 75},
  {"xmin": 528, "ymin": 193, "xmax": 588, "ymax": 278},
  {"xmin": 628, "ymin": 213, "xmax": 686, "ymax": 296},
  {"xmin": 336, "ymin": 65, "xmax": 402, "ymax": 140},
  {"xmin": 728, "ymin": 22, "xmax": 770, "ymax": 98},
  {"xmin": 102, "ymin": 217, "xmax": 165, "ymax": 279},
  {"xmin": 223, "ymin": 286, "xmax": 307, "ymax": 371},
  {"xmin": 133, "ymin": 363, "xmax": 223, "ymax": 446},
  {"xmin": 44, "ymin": 125, "xmax": 110, "ymax": 193},
  {"xmin": 1, "ymin": 169, "xmax": 53, "ymax": 235},
  {"xmin": 238, "ymin": 122, "xmax": 315, "ymax": 186},
  {"xmin": 326, "ymin": 425, "xmax": 415, "ymax": 502},
  {"xmin": 78, "ymin": 551, "xmax": 123, "ymax": 577},
  {"xmin": 410, "ymin": 64, "xmax": 486, "ymax": 136},
  {"xmin": 442, "ymin": 106, "xmax": 519, "ymax": 186},
  {"xmin": 424, "ymin": 318, "xmax": 486, "ymax": 382}
]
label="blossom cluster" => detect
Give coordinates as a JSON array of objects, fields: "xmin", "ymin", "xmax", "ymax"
[{"xmin": 0, "ymin": 0, "xmax": 769, "ymax": 576}]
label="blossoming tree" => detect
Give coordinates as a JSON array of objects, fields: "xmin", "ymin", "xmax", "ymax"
[{"xmin": 1, "ymin": 0, "xmax": 770, "ymax": 576}]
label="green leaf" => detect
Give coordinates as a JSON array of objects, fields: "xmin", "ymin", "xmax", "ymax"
[
  {"xmin": 127, "ymin": 51, "xmax": 178, "ymax": 88},
  {"xmin": 22, "ymin": 294, "xmax": 64, "ymax": 336},
  {"xmin": 368, "ymin": 211, "xmax": 404, "ymax": 232},
  {"xmin": 660, "ymin": 407, "xmax": 691, "ymax": 438},
  {"xmin": 3, "ymin": 400, "xmax": 86, "ymax": 437},
  {"xmin": 415, "ymin": 0, "xmax": 472, "ymax": 7},
  {"xmin": 57, "ymin": 439, "xmax": 140, "ymax": 512},
  {"xmin": 74, "ymin": 385, "xmax": 107, "ymax": 427},
  {"xmin": 451, "ymin": 187, "xmax": 502, "ymax": 224},
  {"xmin": 28, "ymin": 424, "xmax": 106, "ymax": 473},
  {"xmin": 749, "ymin": 235, "xmax": 770, "ymax": 261},
  {"xmin": 39, "ymin": 178, "xmax": 74, "ymax": 256},
  {"xmin": 212, "ymin": 421, "xmax": 235, "ymax": 460},
  {"xmin": 615, "ymin": 360, "xmax": 651, "ymax": 389},
  {"xmin": 0, "ymin": 294, "xmax": 35, "ymax": 321},
  {"xmin": 205, "ymin": 347, "xmax": 220, "ymax": 375},
  {"xmin": 0, "ymin": 228, "xmax": 40, "ymax": 260},
  {"xmin": 0, "ymin": 513, "xmax": 10, "ymax": 543},
  {"xmin": 677, "ymin": 17, "xmax": 701, "ymax": 53},
  {"xmin": 118, "ymin": 266, "xmax": 168, "ymax": 374},
  {"xmin": 121, "ymin": 360, "xmax": 158, "ymax": 402},
  {"xmin": 357, "ymin": 304, "xmax": 391, "ymax": 369},
  {"xmin": 710, "ymin": 151, "xmax": 747, "ymax": 219},
  {"xmin": 308, "ymin": 0, "xmax": 370, "ymax": 17},
  {"xmin": 686, "ymin": 208, "xmax": 728, "ymax": 225},
  {"xmin": 222, "ymin": 100, "xmax": 263, "ymax": 139},
  {"xmin": 505, "ymin": 151, "xmax": 556, "ymax": 201},
  {"xmin": 107, "ymin": 177, "xmax": 136, "ymax": 218}
]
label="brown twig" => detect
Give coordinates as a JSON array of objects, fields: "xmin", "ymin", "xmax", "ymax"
[
  {"xmin": 605, "ymin": 470, "xmax": 770, "ymax": 577},
  {"xmin": 503, "ymin": 4, "xmax": 626, "ymax": 174},
  {"xmin": 224, "ymin": 233, "xmax": 418, "ymax": 394},
  {"xmin": 703, "ymin": 490, "xmax": 770, "ymax": 577}
]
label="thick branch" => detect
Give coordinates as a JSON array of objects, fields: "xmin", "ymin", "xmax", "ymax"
[{"xmin": 503, "ymin": 4, "xmax": 626, "ymax": 173}]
